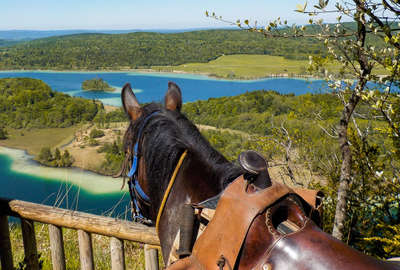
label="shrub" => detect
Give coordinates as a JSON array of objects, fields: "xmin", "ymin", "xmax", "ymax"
[{"xmin": 90, "ymin": 128, "xmax": 105, "ymax": 139}]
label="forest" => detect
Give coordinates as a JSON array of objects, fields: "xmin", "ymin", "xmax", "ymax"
[
  {"xmin": 0, "ymin": 30, "xmax": 326, "ymax": 70},
  {"xmin": 82, "ymin": 77, "xmax": 115, "ymax": 91},
  {"xmin": 0, "ymin": 78, "xmax": 102, "ymax": 129}
]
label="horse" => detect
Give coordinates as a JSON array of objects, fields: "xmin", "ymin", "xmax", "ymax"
[{"xmin": 119, "ymin": 82, "xmax": 400, "ymax": 270}]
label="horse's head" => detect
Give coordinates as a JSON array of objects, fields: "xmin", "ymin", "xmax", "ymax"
[{"xmin": 120, "ymin": 81, "xmax": 243, "ymax": 261}]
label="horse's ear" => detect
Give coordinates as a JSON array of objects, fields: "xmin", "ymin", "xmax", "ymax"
[
  {"xmin": 164, "ymin": 81, "xmax": 182, "ymax": 111},
  {"xmin": 121, "ymin": 83, "xmax": 142, "ymax": 121}
]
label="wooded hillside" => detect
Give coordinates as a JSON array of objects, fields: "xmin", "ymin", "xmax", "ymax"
[
  {"xmin": 0, "ymin": 30, "xmax": 326, "ymax": 70},
  {"xmin": 0, "ymin": 78, "xmax": 102, "ymax": 128}
]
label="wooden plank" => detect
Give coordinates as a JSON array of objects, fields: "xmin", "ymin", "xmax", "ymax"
[
  {"xmin": 0, "ymin": 215, "xmax": 14, "ymax": 270},
  {"xmin": 21, "ymin": 218, "xmax": 40, "ymax": 270},
  {"xmin": 110, "ymin": 237, "xmax": 125, "ymax": 270},
  {"xmin": 2, "ymin": 199, "xmax": 159, "ymax": 245},
  {"xmin": 78, "ymin": 230, "xmax": 94, "ymax": 270},
  {"xmin": 48, "ymin": 224, "xmax": 66, "ymax": 270},
  {"xmin": 144, "ymin": 244, "xmax": 159, "ymax": 270}
]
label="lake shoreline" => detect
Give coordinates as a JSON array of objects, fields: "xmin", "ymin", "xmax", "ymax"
[
  {"xmin": 0, "ymin": 67, "xmax": 319, "ymax": 81},
  {"xmin": 0, "ymin": 124, "xmax": 117, "ymax": 177},
  {"xmin": 0, "ymin": 145, "xmax": 124, "ymax": 194}
]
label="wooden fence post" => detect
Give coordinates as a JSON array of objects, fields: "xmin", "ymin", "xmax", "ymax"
[
  {"xmin": 110, "ymin": 237, "xmax": 125, "ymax": 270},
  {"xmin": 48, "ymin": 224, "xmax": 66, "ymax": 270},
  {"xmin": 21, "ymin": 218, "xmax": 40, "ymax": 270},
  {"xmin": 0, "ymin": 215, "xmax": 13, "ymax": 270},
  {"xmin": 144, "ymin": 244, "xmax": 159, "ymax": 270},
  {"xmin": 77, "ymin": 230, "xmax": 94, "ymax": 270}
]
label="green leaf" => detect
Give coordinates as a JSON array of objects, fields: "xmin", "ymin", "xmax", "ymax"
[{"xmin": 296, "ymin": 1, "xmax": 308, "ymax": 13}]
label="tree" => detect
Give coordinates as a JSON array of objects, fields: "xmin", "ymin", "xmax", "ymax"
[
  {"xmin": 208, "ymin": 0, "xmax": 400, "ymax": 241},
  {"xmin": 38, "ymin": 147, "xmax": 53, "ymax": 163},
  {"xmin": 61, "ymin": 150, "xmax": 73, "ymax": 167},
  {"xmin": 0, "ymin": 127, "xmax": 7, "ymax": 140},
  {"xmin": 54, "ymin": 148, "xmax": 61, "ymax": 160}
]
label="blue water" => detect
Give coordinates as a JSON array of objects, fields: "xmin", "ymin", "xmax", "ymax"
[
  {"xmin": 0, "ymin": 152, "xmax": 130, "ymax": 219},
  {"xmin": 0, "ymin": 71, "xmax": 328, "ymax": 106}
]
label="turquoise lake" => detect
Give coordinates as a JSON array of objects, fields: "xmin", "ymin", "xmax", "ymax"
[
  {"xmin": 0, "ymin": 147, "xmax": 130, "ymax": 218},
  {"xmin": 0, "ymin": 71, "xmax": 328, "ymax": 106},
  {"xmin": 0, "ymin": 71, "xmax": 328, "ymax": 217}
]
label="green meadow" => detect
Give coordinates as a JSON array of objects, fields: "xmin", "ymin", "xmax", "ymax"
[
  {"xmin": 153, "ymin": 54, "xmax": 387, "ymax": 79},
  {"xmin": 153, "ymin": 54, "xmax": 325, "ymax": 79}
]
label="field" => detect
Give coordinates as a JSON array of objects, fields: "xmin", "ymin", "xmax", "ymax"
[
  {"xmin": 0, "ymin": 126, "xmax": 80, "ymax": 156},
  {"xmin": 153, "ymin": 54, "xmax": 387, "ymax": 79},
  {"xmin": 153, "ymin": 54, "xmax": 324, "ymax": 79}
]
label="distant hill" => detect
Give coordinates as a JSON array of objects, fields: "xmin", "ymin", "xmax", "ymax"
[
  {"xmin": 0, "ymin": 28, "xmax": 229, "ymax": 41},
  {"xmin": 0, "ymin": 29, "xmax": 326, "ymax": 70},
  {"xmin": 0, "ymin": 39, "xmax": 22, "ymax": 47}
]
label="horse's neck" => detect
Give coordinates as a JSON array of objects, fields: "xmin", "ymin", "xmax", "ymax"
[
  {"xmin": 156, "ymin": 154, "xmax": 226, "ymax": 263},
  {"xmin": 181, "ymin": 153, "xmax": 228, "ymax": 203}
]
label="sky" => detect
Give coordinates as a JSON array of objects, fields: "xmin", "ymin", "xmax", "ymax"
[{"xmin": 0, "ymin": 0, "xmax": 339, "ymax": 30}]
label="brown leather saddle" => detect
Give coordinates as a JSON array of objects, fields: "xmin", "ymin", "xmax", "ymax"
[{"xmin": 167, "ymin": 176, "xmax": 399, "ymax": 270}]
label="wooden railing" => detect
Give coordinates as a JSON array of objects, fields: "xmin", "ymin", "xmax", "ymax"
[{"xmin": 0, "ymin": 198, "xmax": 161, "ymax": 270}]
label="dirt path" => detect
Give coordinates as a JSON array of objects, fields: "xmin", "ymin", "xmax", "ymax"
[
  {"xmin": 63, "ymin": 122, "xmax": 128, "ymax": 172},
  {"xmin": 197, "ymin": 124, "xmax": 251, "ymax": 138}
]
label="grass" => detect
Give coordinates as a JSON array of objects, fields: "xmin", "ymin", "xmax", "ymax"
[
  {"xmin": 153, "ymin": 54, "xmax": 318, "ymax": 79},
  {"xmin": 0, "ymin": 126, "xmax": 80, "ymax": 156},
  {"xmin": 8, "ymin": 222, "xmax": 154, "ymax": 270},
  {"xmin": 152, "ymin": 54, "xmax": 388, "ymax": 79}
]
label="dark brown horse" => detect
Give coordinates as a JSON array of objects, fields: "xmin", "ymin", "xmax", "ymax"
[
  {"xmin": 119, "ymin": 82, "xmax": 400, "ymax": 269},
  {"xmin": 119, "ymin": 81, "xmax": 243, "ymax": 263}
]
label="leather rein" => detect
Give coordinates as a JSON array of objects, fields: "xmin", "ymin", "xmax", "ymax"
[{"xmin": 127, "ymin": 110, "xmax": 188, "ymax": 231}]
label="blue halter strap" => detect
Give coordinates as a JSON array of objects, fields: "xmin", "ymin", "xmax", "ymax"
[{"xmin": 127, "ymin": 111, "xmax": 159, "ymax": 222}]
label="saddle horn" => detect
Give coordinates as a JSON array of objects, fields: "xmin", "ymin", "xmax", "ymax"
[{"xmin": 238, "ymin": 150, "xmax": 272, "ymax": 189}]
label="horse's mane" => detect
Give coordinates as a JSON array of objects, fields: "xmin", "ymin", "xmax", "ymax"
[{"xmin": 120, "ymin": 103, "xmax": 243, "ymax": 204}]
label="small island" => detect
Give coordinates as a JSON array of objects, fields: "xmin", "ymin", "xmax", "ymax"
[{"xmin": 82, "ymin": 78, "xmax": 115, "ymax": 91}]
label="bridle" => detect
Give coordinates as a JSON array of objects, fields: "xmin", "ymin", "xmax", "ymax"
[
  {"xmin": 127, "ymin": 110, "xmax": 188, "ymax": 231},
  {"xmin": 127, "ymin": 111, "xmax": 159, "ymax": 224}
]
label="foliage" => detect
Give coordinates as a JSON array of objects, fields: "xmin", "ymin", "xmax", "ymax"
[
  {"xmin": 82, "ymin": 78, "xmax": 115, "ymax": 91},
  {"xmin": 93, "ymin": 108, "xmax": 127, "ymax": 127},
  {"xmin": 88, "ymin": 138, "xmax": 99, "ymax": 146},
  {"xmin": 38, "ymin": 147, "xmax": 74, "ymax": 167},
  {"xmin": 38, "ymin": 147, "xmax": 53, "ymax": 162},
  {"xmin": 0, "ymin": 30, "xmax": 327, "ymax": 70},
  {"xmin": 0, "ymin": 127, "xmax": 8, "ymax": 139},
  {"xmin": 364, "ymin": 224, "xmax": 400, "ymax": 257},
  {"xmin": 90, "ymin": 128, "xmax": 105, "ymax": 138},
  {"xmin": 0, "ymin": 78, "xmax": 102, "ymax": 129},
  {"xmin": 97, "ymin": 139, "xmax": 124, "ymax": 175}
]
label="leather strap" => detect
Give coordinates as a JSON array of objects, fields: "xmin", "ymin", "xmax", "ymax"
[{"xmin": 156, "ymin": 150, "xmax": 188, "ymax": 233}]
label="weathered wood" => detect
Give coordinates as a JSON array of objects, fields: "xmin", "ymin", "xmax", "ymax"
[
  {"xmin": 48, "ymin": 224, "xmax": 66, "ymax": 270},
  {"xmin": 21, "ymin": 218, "xmax": 40, "ymax": 270},
  {"xmin": 110, "ymin": 237, "xmax": 125, "ymax": 270},
  {"xmin": 78, "ymin": 230, "xmax": 94, "ymax": 270},
  {"xmin": 0, "ymin": 215, "xmax": 13, "ymax": 270},
  {"xmin": 2, "ymin": 199, "xmax": 159, "ymax": 245},
  {"xmin": 144, "ymin": 244, "xmax": 159, "ymax": 270}
]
